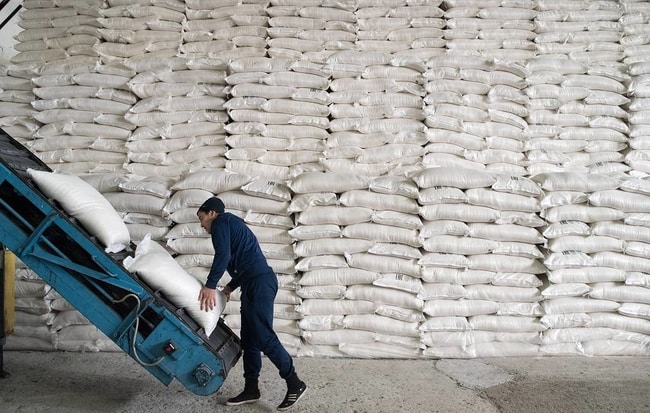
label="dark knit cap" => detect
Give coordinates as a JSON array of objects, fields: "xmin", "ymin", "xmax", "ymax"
[{"xmin": 198, "ymin": 196, "xmax": 225, "ymax": 214}]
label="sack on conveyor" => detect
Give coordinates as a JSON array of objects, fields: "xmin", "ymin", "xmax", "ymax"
[
  {"xmin": 27, "ymin": 168, "xmax": 131, "ymax": 253},
  {"xmin": 123, "ymin": 234, "xmax": 225, "ymax": 337}
]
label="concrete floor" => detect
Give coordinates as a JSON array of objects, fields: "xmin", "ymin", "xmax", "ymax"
[{"xmin": 1, "ymin": 351, "xmax": 649, "ymax": 413}]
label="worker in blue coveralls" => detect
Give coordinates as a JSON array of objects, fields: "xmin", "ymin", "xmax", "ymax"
[{"xmin": 197, "ymin": 196, "xmax": 307, "ymax": 411}]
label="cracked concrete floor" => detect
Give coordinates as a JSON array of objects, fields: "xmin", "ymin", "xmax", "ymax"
[{"xmin": 1, "ymin": 352, "xmax": 649, "ymax": 413}]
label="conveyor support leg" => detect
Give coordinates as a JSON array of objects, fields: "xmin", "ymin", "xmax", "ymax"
[{"xmin": 1, "ymin": 248, "xmax": 15, "ymax": 378}]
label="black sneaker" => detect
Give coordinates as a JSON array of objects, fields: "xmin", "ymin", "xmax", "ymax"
[
  {"xmin": 225, "ymin": 388, "xmax": 261, "ymax": 406},
  {"xmin": 277, "ymin": 381, "xmax": 307, "ymax": 411}
]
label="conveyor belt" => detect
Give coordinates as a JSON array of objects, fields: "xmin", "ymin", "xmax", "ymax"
[{"xmin": 0, "ymin": 128, "xmax": 240, "ymax": 395}]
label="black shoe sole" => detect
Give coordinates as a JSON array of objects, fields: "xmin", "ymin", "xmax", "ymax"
[
  {"xmin": 277, "ymin": 386, "xmax": 307, "ymax": 411},
  {"xmin": 226, "ymin": 398, "xmax": 260, "ymax": 406}
]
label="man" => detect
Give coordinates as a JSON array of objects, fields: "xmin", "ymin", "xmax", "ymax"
[{"xmin": 196, "ymin": 196, "xmax": 307, "ymax": 411}]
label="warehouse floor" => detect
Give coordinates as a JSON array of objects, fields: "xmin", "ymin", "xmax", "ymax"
[{"xmin": 0, "ymin": 351, "xmax": 649, "ymax": 413}]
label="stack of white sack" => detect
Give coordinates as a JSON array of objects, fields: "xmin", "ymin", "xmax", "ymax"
[
  {"xmin": 106, "ymin": 0, "xmax": 232, "ymax": 180},
  {"xmin": 102, "ymin": 176, "xmax": 170, "ymax": 241},
  {"xmin": 120, "ymin": 4, "xmax": 229, "ymax": 179},
  {"xmin": 585, "ymin": 178, "xmax": 650, "ymax": 355},
  {"xmin": 326, "ymin": 50, "xmax": 427, "ymax": 178},
  {"xmin": 290, "ymin": 171, "xmax": 420, "ymax": 359},
  {"xmin": 294, "ymin": 2, "xmax": 436, "ymax": 359},
  {"xmin": 0, "ymin": 3, "xmax": 39, "ymax": 146},
  {"xmin": 20, "ymin": 0, "xmax": 137, "ymax": 175},
  {"xmin": 623, "ymin": 2, "xmax": 650, "ymax": 176},
  {"xmin": 338, "ymin": 177, "xmax": 424, "ymax": 359},
  {"xmin": 0, "ymin": 65, "xmax": 39, "ymax": 146},
  {"xmin": 538, "ymin": 2, "xmax": 625, "ymax": 64},
  {"xmin": 435, "ymin": 5, "xmax": 536, "ymax": 165},
  {"xmin": 354, "ymin": 0, "xmax": 446, "ymax": 63},
  {"xmin": 414, "ymin": 166, "xmax": 546, "ymax": 358},
  {"xmin": 5, "ymin": 263, "xmax": 55, "ymax": 351},
  {"xmin": 324, "ymin": 0, "xmax": 433, "ymax": 179},
  {"xmin": 184, "ymin": 0, "xmax": 268, "ymax": 63},
  {"xmin": 289, "ymin": 171, "xmax": 377, "ymax": 358},
  {"xmin": 526, "ymin": 2, "xmax": 630, "ymax": 178},
  {"xmin": 320, "ymin": 1, "xmax": 432, "ymax": 178},
  {"xmin": 443, "ymin": 0, "xmax": 537, "ymax": 63},
  {"xmin": 536, "ymin": 172, "xmax": 649, "ymax": 356},
  {"xmin": 423, "ymin": 54, "xmax": 529, "ymax": 176},
  {"xmin": 224, "ymin": 56, "xmax": 329, "ymax": 181},
  {"xmin": 534, "ymin": 1, "xmax": 624, "ymax": 67},
  {"xmin": 524, "ymin": 56, "xmax": 625, "ymax": 177},
  {"xmin": 524, "ymin": 57, "xmax": 629, "ymax": 178},
  {"xmin": 265, "ymin": 2, "xmax": 356, "ymax": 66},
  {"xmin": 613, "ymin": 3, "xmax": 650, "ymax": 356}
]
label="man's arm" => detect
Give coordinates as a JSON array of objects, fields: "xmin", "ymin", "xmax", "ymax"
[
  {"xmin": 205, "ymin": 218, "xmax": 231, "ymax": 289},
  {"xmin": 200, "ymin": 218, "xmax": 231, "ymax": 312}
]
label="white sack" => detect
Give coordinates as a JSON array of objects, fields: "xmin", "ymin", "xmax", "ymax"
[
  {"xmin": 27, "ymin": 169, "xmax": 130, "ymax": 253},
  {"xmin": 123, "ymin": 235, "xmax": 224, "ymax": 336}
]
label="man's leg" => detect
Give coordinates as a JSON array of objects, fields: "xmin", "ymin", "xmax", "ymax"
[
  {"xmin": 225, "ymin": 290, "xmax": 261, "ymax": 406},
  {"xmin": 249, "ymin": 275, "xmax": 307, "ymax": 411}
]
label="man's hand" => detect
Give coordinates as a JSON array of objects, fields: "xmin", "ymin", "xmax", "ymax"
[{"xmin": 199, "ymin": 287, "xmax": 218, "ymax": 312}]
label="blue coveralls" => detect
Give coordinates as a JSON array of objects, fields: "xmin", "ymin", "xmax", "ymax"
[{"xmin": 206, "ymin": 212, "xmax": 295, "ymax": 380}]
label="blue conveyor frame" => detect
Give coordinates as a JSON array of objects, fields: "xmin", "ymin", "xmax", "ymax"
[{"xmin": 0, "ymin": 129, "xmax": 240, "ymax": 396}]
